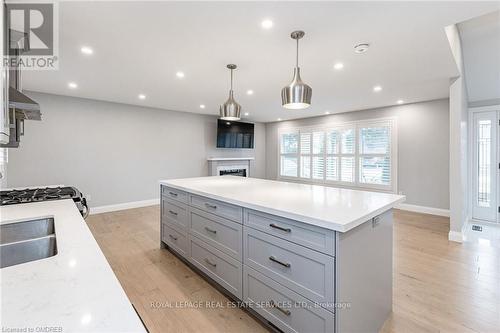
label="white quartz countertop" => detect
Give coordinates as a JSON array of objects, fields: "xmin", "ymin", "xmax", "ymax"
[
  {"xmin": 160, "ymin": 176, "xmax": 405, "ymax": 232},
  {"xmin": 0, "ymin": 200, "xmax": 146, "ymax": 333}
]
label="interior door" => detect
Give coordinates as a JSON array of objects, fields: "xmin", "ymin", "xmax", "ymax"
[{"xmin": 472, "ymin": 111, "xmax": 497, "ymax": 222}]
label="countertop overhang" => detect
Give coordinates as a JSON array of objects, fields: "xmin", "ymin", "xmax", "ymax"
[
  {"xmin": 0, "ymin": 200, "xmax": 146, "ymax": 332},
  {"xmin": 160, "ymin": 176, "xmax": 405, "ymax": 232}
]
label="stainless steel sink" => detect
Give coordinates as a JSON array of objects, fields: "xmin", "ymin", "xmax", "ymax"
[
  {"xmin": 0, "ymin": 218, "xmax": 57, "ymax": 268},
  {"xmin": 1, "ymin": 218, "xmax": 55, "ymax": 243}
]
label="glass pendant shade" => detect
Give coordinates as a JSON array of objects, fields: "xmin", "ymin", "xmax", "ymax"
[
  {"xmin": 281, "ymin": 30, "xmax": 312, "ymax": 110},
  {"xmin": 220, "ymin": 64, "xmax": 241, "ymax": 120}
]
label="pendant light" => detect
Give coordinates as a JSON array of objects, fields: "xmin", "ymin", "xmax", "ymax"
[
  {"xmin": 281, "ymin": 30, "xmax": 312, "ymax": 109},
  {"xmin": 220, "ymin": 64, "xmax": 241, "ymax": 120}
]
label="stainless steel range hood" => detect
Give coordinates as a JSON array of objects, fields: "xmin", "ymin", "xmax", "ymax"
[
  {"xmin": 8, "ymin": 29, "xmax": 40, "ymax": 116},
  {"xmin": 9, "ymin": 87, "xmax": 41, "ymax": 118},
  {"xmin": 0, "ymin": 27, "xmax": 42, "ymax": 148}
]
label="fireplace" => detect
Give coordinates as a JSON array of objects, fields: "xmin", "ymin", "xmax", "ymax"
[
  {"xmin": 216, "ymin": 165, "xmax": 248, "ymax": 177},
  {"xmin": 219, "ymin": 168, "xmax": 247, "ymax": 177}
]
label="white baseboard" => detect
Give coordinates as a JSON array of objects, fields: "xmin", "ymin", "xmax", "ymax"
[
  {"xmin": 395, "ymin": 203, "xmax": 450, "ymax": 217},
  {"xmin": 448, "ymin": 230, "xmax": 464, "ymax": 242},
  {"xmin": 90, "ymin": 198, "xmax": 159, "ymax": 215}
]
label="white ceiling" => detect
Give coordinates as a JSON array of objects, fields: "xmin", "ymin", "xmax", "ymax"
[
  {"xmin": 459, "ymin": 10, "xmax": 500, "ymax": 103},
  {"xmin": 22, "ymin": 1, "xmax": 500, "ymax": 122}
]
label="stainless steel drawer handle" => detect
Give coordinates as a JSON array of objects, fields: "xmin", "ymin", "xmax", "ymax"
[
  {"xmin": 168, "ymin": 210, "xmax": 178, "ymax": 216},
  {"xmin": 169, "ymin": 191, "xmax": 178, "ymax": 197},
  {"xmin": 205, "ymin": 203, "xmax": 217, "ymax": 209},
  {"xmin": 169, "ymin": 234, "xmax": 178, "ymax": 241},
  {"xmin": 204, "ymin": 258, "xmax": 217, "ymax": 267},
  {"xmin": 270, "ymin": 300, "xmax": 291, "ymax": 316},
  {"xmin": 269, "ymin": 256, "xmax": 291, "ymax": 268},
  {"xmin": 269, "ymin": 223, "xmax": 291, "ymax": 233},
  {"xmin": 205, "ymin": 227, "xmax": 217, "ymax": 234}
]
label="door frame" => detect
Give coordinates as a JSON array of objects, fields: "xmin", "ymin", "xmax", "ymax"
[{"xmin": 469, "ymin": 105, "xmax": 500, "ymax": 223}]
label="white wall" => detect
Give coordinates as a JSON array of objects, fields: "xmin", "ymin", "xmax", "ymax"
[
  {"xmin": 6, "ymin": 92, "xmax": 266, "ymax": 207},
  {"xmin": 446, "ymin": 24, "xmax": 469, "ymax": 242},
  {"xmin": 265, "ymin": 99, "xmax": 450, "ymax": 210}
]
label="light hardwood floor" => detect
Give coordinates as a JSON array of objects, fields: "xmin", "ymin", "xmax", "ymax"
[{"xmin": 86, "ymin": 207, "xmax": 500, "ymax": 333}]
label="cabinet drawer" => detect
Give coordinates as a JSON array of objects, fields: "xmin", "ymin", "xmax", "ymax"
[
  {"xmin": 161, "ymin": 185, "xmax": 188, "ymax": 204},
  {"xmin": 244, "ymin": 209, "xmax": 335, "ymax": 256},
  {"xmin": 190, "ymin": 207, "xmax": 242, "ymax": 260},
  {"xmin": 190, "ymin": 195, "xmax": 242, "ymax": 223},
  {"xmin": 162, "ymin": 198, "xmax": 189, "ymax": 232},
  {"xmin": 244, "ymin": 266, "xmax": 334, "ymax": 333},
  {"xmin": 189, "ymin": 235, "xmax": 242, "ymax": 299},
  {"xmin": 244, "ymin": 228, "xmax": 334, "ymax": 308},
  {"xmin": 162, "ymin": 224, "xmax": 189, "ymax": 258}
]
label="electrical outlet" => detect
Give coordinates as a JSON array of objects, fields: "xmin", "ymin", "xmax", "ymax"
[
  {"xmin": 86, "ymin": 194, "xmax": 92, "ymax": 201},
  {"xmin": 398, "ymin": 191, "xmax": 403, "ymax": 195}
]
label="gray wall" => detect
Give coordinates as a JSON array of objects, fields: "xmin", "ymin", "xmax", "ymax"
[
  {"xmin": 7, "ymin": 92, "xmax": 266, "ymax": 207},
  {"xmin": 265, "ymin": 99, "xmax": 450, "ymax": 210}
]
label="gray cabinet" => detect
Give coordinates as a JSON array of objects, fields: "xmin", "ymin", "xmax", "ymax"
[
  {"xmin": 244, "ymin": 209, "xmax": 335, "ymax": 256},
  {"xmin": 189, "ymin": 235, "xmax": 243, "ymax": 299},
  {"xmin": 162, "ymin": 198, "xmax": 189, "ymax": 232},
  {"xmin": 190, "ymin": 207, "xmax": 242, "ymax": 260},
  {"xmin": 160, "ymin": 184, "xmax": 393, "ymax": 333},
  {"xmin": 243, "ymin": 227, "xmax": 335, "ymax": 309},
  {"xmin": 162, "ymin": 186, "xmax": 188, "ymax": 204},
  {"xmin": 162, "ymin": 223, "xmax": 189, "ymax": 257},
  {"xmin": 244, "ymin": 265, "xmax": 334, "ymax": 333},
  {"xmin": 190, "ymin": 194, "xmax": 243, "ymax": 223}
]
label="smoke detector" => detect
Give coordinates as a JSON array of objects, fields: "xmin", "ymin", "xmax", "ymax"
[{"xmin": 354, "ymin": 43, "xmax": 370, "ymax": 54}]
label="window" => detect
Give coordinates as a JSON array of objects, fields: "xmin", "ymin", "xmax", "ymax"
[
  {"xmin": 278, "ymin": 119, "xmax": 396, "ymax": 191},
  {"xmin": 280, "ymin": 131, "xmax": 299, "ymax": 177}
]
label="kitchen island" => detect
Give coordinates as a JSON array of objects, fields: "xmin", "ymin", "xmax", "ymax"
[
  {"xmin": 0, "ymin": 200, "xmax": 146, "ymax": 333},
  {"xmin": 159, "ymin": 176, "xmax": 405, "ymax": 333}
]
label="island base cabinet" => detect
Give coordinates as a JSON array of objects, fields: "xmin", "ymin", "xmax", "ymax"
[
  {"xmin": 335, "ymin": 210, "xmax": 393, "ymax": 333},
  {"xmin": 244, "ymin": 266, "xmax": 334, "ymax": 333},
  {"xmin": 189, "ymin": 235, "xmax": 243, "ymax": 299}
]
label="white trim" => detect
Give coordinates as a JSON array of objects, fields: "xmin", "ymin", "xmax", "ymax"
[
  {"xmin": 469, "ymin": 105, "xmax": 500, "ymax": 113},
  {"xmin": 90, "ymin": 198, "xmax": 159, "ymax": 215},
  {"xmin": 448, "ymin": 230, "xmax": 465, "ymax": 242},
  {"xmin": 448, "ymin": 220, "xmax": 467, "ymax": 243},
  {"xmin": 207, "ymin": 157, "xmax": 254, "ymax": 161},
  {"xmin": 395, "ymin": 203, "xmax": 450, "ymax": 217}
]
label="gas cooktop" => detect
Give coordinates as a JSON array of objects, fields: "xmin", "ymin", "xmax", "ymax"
[{"xmin": 0, "ymin": 186, "xmax": 89, "ymax": 218}]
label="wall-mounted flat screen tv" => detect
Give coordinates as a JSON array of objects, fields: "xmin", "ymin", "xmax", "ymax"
[{"xmin": 216, "ymin": 119, "xmax": 254, "ymax": 149}]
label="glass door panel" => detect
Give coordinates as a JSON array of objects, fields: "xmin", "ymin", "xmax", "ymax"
[{"xmin": 472, "ymin": 111, "xmax": 497, "ymax": 222}]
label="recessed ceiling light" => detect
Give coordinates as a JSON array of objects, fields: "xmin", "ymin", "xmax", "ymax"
[
  {"xmin": 80, "ymin": 46, "xmax": 93, "ymax": 55},
  {"xmin": 68, "ymin": 82, "xmax": 78, "ymax": 89},
  {"xmin": 138, "ymin": 94, "xmax": 146, "ymax": 100},
  {"xmin": 244, "ymin": 112, "xmax": 249, "ymax": 116},
  {"xmin": 261, "ymin": 19, "xmax": 273, "ymax": 29},
  {"xmin": 373, "ymin": 85, "xmax": 382, "ymax": 92},
  {"xmin": 333, "ymin": 63, "xmax": 344, "ymax": 70},
  {"xmin": 325, "ymin": 111, "xmax": 330, "ymax": 115},
  {"xmin": 354, "ymin": 43, "xmax": 370, "ymax": 54},
  {"xmin": 200, "ymin": 104, "xmax": 206, "ymax": 109},
  {"xmin": 176, "ymin": 71, "xmax": 185, "ymax": 78},
  {"xmin": 277, "ymin": 118, "xmax": 282, "ymax": 121},
  {"xmin": 397, "ymin": 100, "xmax": 404, "ymax": 104},
  {"xmin": 247, "ymin": 90, "xmax": 254, "ymax": 95}
]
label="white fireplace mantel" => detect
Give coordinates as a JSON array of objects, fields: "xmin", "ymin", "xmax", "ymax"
[{"xmin": 207, "ymin": 157, "xmax": 255, "ymax": 161}]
